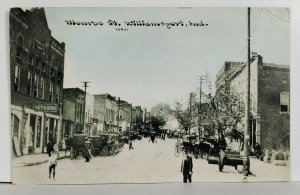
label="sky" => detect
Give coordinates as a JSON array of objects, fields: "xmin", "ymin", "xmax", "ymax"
[{"xmin": 44, "ymin": 7, "xmax": 290, "ymax": 110}]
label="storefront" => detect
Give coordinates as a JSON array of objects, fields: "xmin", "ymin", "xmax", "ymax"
[{"xmin": 11, "ymin": 105, "xmax": 61, "ymax": 156}]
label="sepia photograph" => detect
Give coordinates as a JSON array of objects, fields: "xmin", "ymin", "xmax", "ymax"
[{"xmin": 9, "ymin": 7, "xmax": 290, "ymax": 184}]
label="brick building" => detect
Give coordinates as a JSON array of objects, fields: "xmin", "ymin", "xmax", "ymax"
[
  {"xmin": 10, "ymin": 8, "xmax": 65, "ymax": 155},
  {"xmin": 216, "ymin": 53, "xmax": 290, "ymax": 149}
]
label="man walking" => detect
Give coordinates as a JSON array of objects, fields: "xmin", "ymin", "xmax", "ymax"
[
  {"xmin": 181, "ymin": 152, "xmax": 193, "ymax": 183},
  {"xmin": 129, "ymin": 140, "xmax": 134, "ymax": 150}
]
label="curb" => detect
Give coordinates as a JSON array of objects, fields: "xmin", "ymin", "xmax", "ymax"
[{"xmin": 24, "ymin": 155, "xmax": 70, "ymax": 166}]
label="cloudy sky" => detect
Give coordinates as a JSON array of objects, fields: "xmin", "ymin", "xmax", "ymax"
[{"xmin": 44, "ymin": 7, "xmax": 289, "ymax": 110}]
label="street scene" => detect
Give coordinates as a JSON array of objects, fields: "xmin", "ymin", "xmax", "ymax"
[
  {"xmin": 10, "ymin": 7, "xmax": 290, "ymax": 184},
  {"xmin": 13, "ymin": 138, "xmax": 289, "ymax": 184}
]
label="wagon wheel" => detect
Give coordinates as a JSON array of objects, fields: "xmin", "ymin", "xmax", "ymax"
[
  {"xmin": 91, "ymin": 147, "xmax": 96, "ymax": 156},
  {"xmin": 70, "ymin": 147, "xmax": 75, "ymax": 160},
  {"xmin": 193, "ymin": 147, "xmax": 199, "ymax": 159},
  {"xmin": 112, "ymin": 147, "xmax": 118, "ymax": 155},
  {"xmin": 108, "ymin": 147, "xmax": 114, "ymax": 156},
  {"xmin": 175, "ymin": 144, "xmax": 181, "ymax": 157},
  {"xmin": 102, "ymin": 146, "xmax": 108, "ymax": 156}
]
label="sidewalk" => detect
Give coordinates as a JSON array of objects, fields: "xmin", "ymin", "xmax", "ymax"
[
  {"xmin": 12, "ymin": 151, "xmax": 70, "ymax": 167},
  {"xmin": 241, "ymin": 157, "xmax": 290, "ymax": 182}
]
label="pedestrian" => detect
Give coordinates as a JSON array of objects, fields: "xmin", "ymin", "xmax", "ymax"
[
  {"xmin": 254, "ymin": 142, "xmax": 262, "ymax": 159},
  {"xmin": 46, "ymin": 140, "xmax": 54, "ymax": 157},
  {"xmin": 181, "ymin": 151, "xmax": 193, "ymax": 183},
  {"xmin": 48, "ymin": 150, "xmax": 57, "ymax": 180},
  {"xmin": 129, "ymin": 140, "xmax": 134, "ymax": 150},
  {"xmin": 83, "ymin": 138, "xmax": 92, "ymax": 162}
]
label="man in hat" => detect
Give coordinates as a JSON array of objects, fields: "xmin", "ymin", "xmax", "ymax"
[{"xmin": 181, "ymin": 151, "xmax": 193, "ymax": 183}]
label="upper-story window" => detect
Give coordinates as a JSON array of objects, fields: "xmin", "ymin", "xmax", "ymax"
[
  {"xmin": 55, "ymin": 86, "xmax": 60, "ymax": 104},
  {"xmin": 119, "ymin": 110, "xmax": 123, "ymax": 119},
  {"xmin": 51, "ymin": 69, "xmax": 55, "ymax": 82},
  {"xmin": 35, "ymin": 58, "xmax": 40, "ymax": 70},
  {"xmin": 33, "ymin": 75, "xmax": 39, "ymax": 98},
  {"xmin": 14, "ymin": 65, "xmax": 20, "ymax": 92},
  {"xmin": 280, "ymin": 91, "xmax": 289, "ymax": 112},
  {"xmin": 49, "ymin": 82, "xmax": 54, "ymax": 102},
  {"xmin": 57, "ymin": 72, "xmax": 62, "ymax": 85},
  {"xmin": 33, "ymin": 39, "xmax": 44, "ymax": 54},
  {"xmin": 40, "ymin": 77, "xmax": 44, "ymax": 99},
  {"xmin": 16, "ymin": 47, "xmax": 22, "ymax": 59},
  {"xmin": 27, "ymin": 71, "xmax": 32, "ymax": 96},
  {"xmin": 28, "ymin": 55, "xmax": 34, "ymax": 66},
  {"xmin": 42, "ymin": 62, "xmax": 46, "ymax": 73}
]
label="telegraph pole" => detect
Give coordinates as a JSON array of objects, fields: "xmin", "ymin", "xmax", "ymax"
[
  {"xmin": 116, "ymin": 97, "xmax": 120, "ymax": 132},
  {"xmin": 188, "ymin": 92, "xmax": 193, "ymax": 135},
  {"xmin": 243, "ymin": 7, "xmax": 251, "ymax": 176},
  {"xmin": 130, "ymin": 103, "xmax": 133, "ymax": 131},
  {"xmin": 81, "ymin": 81, "xmax": 90, "ymax": 135},
  {"xmin": 195, "ymin": 75, "xmax": 207, "ymax": 139}
]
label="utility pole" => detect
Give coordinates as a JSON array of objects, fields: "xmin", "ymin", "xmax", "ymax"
[
  {"xmin": 243, "ymin": 7, "xmax": 251, "ymax": 176},
  {"xmin": 195, "ymin": 75, "xmax": 207, "ymax": 139},
  {"xmin": 81, "ymin": 81, "xmax": 90, "ymax": 135},
  {"xmin": 188, "ymin": 92, "xmax": 192, "ymax": 135},
  {"xmin": 116, "ymin": 97, "xmax": 120, "ymax": 132},
  {"xmin": 130, "ymin": 103, "xmax": 133, "ymax": 131}
]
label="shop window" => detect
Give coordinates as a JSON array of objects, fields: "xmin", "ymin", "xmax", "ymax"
[
  {"xmin": 280, "ymin": 91, "xmax": 289, "ymax": 112},
  {"xmin": 36, "ymin": 116, "xmax": 42, "ymax": 148},
  {"xmin": 28, "ymin": 115, "xmax": 36, "ymax": 154},
  {"xmin": 14, "ymin": 65, "xmax": 20, "ymax": 92}
]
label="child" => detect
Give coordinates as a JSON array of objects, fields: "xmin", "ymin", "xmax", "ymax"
[{"xmin": 48, "ymin": 151, "xmax": 57, "ymax": 180}]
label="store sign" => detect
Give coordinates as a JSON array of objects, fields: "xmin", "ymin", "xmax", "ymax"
[{"xmin": 34, "ymin": 103, "xmax": 59, "ymax": 112}]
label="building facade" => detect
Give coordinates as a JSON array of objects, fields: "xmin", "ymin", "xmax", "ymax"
[
  {"xmin": 215, "ymin": 53, "xmax": 290, "ymax": 149},
  {"xmin": 10, "ymin": 8, "xmax": 65, "ymax": 156},
  {"xmin": 93, "ymin": 94, "xmax": 117, "ymax": 134},
  {"xmin": 118, "ymin": 100, "xmax": 132, "ymax": 132},
  {"xmin": 62, "ymin": 88, "xmax": 85, "ymax": 139}
]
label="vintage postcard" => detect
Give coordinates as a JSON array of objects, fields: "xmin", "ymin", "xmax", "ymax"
[{"xmin": 10, "ymin": 7, "xmax": 290, "ymax": 184}]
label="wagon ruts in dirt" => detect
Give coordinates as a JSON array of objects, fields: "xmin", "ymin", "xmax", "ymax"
[{"xmin": 90, "ymin": 134, "xmax": 124, "ymax": 156}]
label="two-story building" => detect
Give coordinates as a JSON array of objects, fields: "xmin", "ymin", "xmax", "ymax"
[
  {"xmin": 93, "ymin": 93, "xmax": 117, "ymax": 134},
  {"xmin": 62, "ymin": 88, "xmax": 86, "ymax": 138},
  {"xmin": 118, "ymin": 100, "xmax": 132, "ymax": 132}
]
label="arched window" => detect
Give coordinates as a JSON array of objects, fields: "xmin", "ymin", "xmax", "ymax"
[
  {"xmin": 16, "ymin": 35, "xmax": 24, "ymax": 47},
  {"xmin": 280, "ymin": 91, "xmax": 289, "ymax": 112}
]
